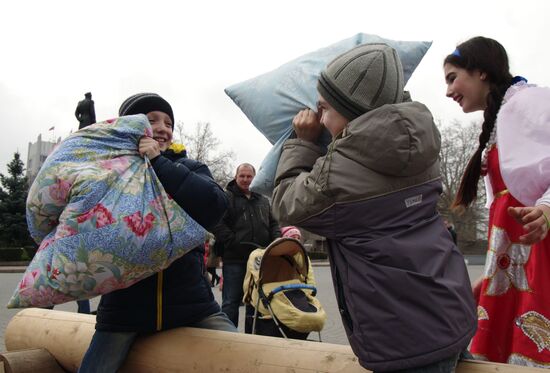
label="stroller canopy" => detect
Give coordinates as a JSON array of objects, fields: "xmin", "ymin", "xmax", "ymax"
[{"xmin": 243, "ymin": 238, "xmax": 326, "ymax": 333}]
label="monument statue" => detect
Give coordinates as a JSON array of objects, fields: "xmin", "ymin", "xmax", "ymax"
[{"xmin": 75, "ymin": 92, "xmax": 96, "ymax": 129}]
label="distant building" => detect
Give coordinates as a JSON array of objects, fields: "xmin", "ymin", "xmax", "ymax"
[{"xmin": 26, "ymin": 134, "xmax": 60, "ymax": 185}]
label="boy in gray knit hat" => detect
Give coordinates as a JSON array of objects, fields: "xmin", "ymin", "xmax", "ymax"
[
  {"xmin": 316, "ymin": 43, "xmax": 404, "ymax": 121},
  {"xmin": 272, "ymin": 43, "xmax": 476, "ymax": 372}
]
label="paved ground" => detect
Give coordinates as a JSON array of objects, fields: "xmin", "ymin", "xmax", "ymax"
[{"xmin": 0, "ymin": 264, "xmax": 484, "ymax": 352}]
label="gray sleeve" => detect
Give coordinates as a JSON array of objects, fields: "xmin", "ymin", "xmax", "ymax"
[{"xmin": 272, "ymin": 139, "xmax": 335, "ymax": 226}]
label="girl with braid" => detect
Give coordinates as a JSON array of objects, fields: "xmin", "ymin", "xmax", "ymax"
[{"xmin": 444, "ymin": 36, "xmax": 550, "ymax": 367}]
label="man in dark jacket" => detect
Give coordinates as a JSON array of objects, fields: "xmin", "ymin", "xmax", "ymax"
[
  {"xmin": 79, "ymin": 93, "xmax": 236, "ymax": 373},
  {"xmin": 213, "ymin": 163, "xmax": 280, "ymax": 328}
]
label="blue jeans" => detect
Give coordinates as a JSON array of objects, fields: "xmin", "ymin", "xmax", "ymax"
[
  {"xmin": 77, "ymin": 300, "xmax": 90, "ymax": 314},
  {"xmin": 221, "ymin": 263, "xmax": 247, "ymax": 327},
  {"xmin": 377, "ymin": 354, "xmax": 459, "ymax": 373},
  {"xmin": 78, "ymin": 311, "xmax": 236, "ymax": 373}
]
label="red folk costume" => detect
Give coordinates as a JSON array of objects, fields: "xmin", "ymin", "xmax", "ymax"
[{"xmin": 471, "ymin": 81, "xmax": 550, "ymax": 367}]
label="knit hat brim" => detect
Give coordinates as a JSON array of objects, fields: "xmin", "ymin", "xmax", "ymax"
[
  {"xmin": 119, "ymin": 93, "xmax": 174, "ymax": 127},
  {"xmin": 318, "ymin": 73, "xmax": 364, "ymax": 121}
]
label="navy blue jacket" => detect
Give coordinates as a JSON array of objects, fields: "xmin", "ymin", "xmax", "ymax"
[{"xmin": 96, "ymin": 149, "xmax": 228, "ymax": 332}]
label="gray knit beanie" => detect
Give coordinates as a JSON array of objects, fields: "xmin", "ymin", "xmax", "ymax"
[
  {"xmin": 119, "ymin": 93, "xmax": 174, "ymax": 127},
  {"xmin": 317, "ymin": 43, "xmax": 404, "ymax": 121}
]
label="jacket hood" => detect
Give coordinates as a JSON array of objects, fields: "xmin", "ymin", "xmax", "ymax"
[{"xmin": 337, "ymin": 102, "xmax": 440, "ymax": 177}]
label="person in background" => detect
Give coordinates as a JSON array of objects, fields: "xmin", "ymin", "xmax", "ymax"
[
  {"xmin": 444, "ymin": 36, "xmax": 550, "ymax": 366},
  {"xmin": 279, "ymin": 226, "xmax": 321, "ymax": 290},
  {"xmin": 272, "ymin": 43, "xmax": 476, "ymax": 372},
  {"xmin": 444, "ymin": 219, "xmax": 458, "ymax": 244},
  {"xmin": 205, "ymin": 236, "xmax": 221, "ymax": 286},
  {"xmin": 79, "ymin": 93, "xmax": 236, "ymax": 373},
  {"xmin": 212, "ymin": 163, "xmax": 280, "ymax": 328},
  {"xmin": 281, "ymin": 226, "xmax": 302, "ymax": 241}
]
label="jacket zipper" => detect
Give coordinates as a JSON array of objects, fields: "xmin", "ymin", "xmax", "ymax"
[
  {"xmin": 156, "ymin": 271, "xmax": 163, "ymax": 331},
  {"xmin": 334, "ymin": 268, "xmax": 353, "ymax": 332}
]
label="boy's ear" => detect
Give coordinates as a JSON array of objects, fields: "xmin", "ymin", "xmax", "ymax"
[{"xmin": 480, "ymin": 72, "xmax": 487, "ymax": 81}]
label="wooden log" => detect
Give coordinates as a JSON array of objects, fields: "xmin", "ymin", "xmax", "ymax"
[
  {"xmin": 0, "ymin": 348, "xmax": 65, "ymax": 373},
  {"xmin": 5, "ymin": 309, "xmax": 94, "ymax": 372},
  {"xmin": 5, "ymin": 308, "xmax": 363, "ymax": 373},
  {"xmin": 4, "ymin": 308, "xmax": 549, "ymax": 373}
]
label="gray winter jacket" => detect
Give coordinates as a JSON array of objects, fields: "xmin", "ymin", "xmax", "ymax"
[{"xmin": 272, "ymin": 102, "xmax": 476, "ymax": 372}]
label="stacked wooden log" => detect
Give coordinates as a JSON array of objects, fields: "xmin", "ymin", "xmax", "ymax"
[{"xmin": 1, "ymin": 309, "xmax": 548, "ymax": 373}]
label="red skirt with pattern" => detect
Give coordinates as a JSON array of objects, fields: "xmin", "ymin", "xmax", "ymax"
[{"xmin": 470, "ymin": 146, "xmax": 550, "ymax": 367}]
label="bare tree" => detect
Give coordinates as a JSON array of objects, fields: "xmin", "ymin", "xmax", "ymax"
[
  {"xmin": 174, "ymin": 121, "xmax": 235, "ymax": 187},
  {"xmin": 437, "ymin": 120, "xmax": 489, "ymax": 254},
  {"xmin": 174, "ymin": 122, "xmax": 186, "ymax": 148}
]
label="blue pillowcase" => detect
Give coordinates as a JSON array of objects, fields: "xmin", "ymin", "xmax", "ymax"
[{"xmin": 225, "ymin": 33, "xmax": 432, "ymax": 196}]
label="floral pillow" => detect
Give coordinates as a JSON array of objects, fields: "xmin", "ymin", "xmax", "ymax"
[
  {"xmin": 7, "ymin": 115, "xmax": 207, "ymax": 308},
  {"xmin": 224, "ymin": 33, "xmax": 432, "ymax": 196}
]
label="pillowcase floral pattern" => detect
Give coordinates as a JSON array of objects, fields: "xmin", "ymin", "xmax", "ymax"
[{"xmin": 7, "ymin": 115, "xmax": 206, "ymax": 308}]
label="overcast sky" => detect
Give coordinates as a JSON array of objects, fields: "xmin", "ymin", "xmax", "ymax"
[{"xmin": 1, "ymin": 0, "xmax": 549, "ymax": 177}]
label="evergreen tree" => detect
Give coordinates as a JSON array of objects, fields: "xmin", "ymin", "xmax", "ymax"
[{"xmin": 0, "ymin": 152, "xmax": 33, "ymax": 247}]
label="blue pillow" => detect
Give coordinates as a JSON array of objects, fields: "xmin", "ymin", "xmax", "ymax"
[{"xmin": 225, "ymin": 33, "xmax": 432, "ymax": 196}]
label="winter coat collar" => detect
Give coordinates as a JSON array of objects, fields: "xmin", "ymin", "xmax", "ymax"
[{"xmin": 226, "ymin": 179, "xmax": 261, "ymax": 200}]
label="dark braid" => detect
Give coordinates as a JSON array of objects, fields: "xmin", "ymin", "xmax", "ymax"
[
  {"xmin": 444, "ymin": 37, "xmax": 513, "ymax": 210},
  {"xmin": 452, "ymin": 83, "xmax": 508, "ymax": 209}
]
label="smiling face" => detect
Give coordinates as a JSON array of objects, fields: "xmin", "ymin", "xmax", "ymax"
[
  {"xmin": 235, "ymin": 165, "xmax": 255, "ymax": 194},
  {"xmin": 146, "ymin": 111, "xmax": 173, "ymax": 151},
  {"xmin": 317, "ymin": 95, "xmax": 349, "ymax": 138},
  {"xmin": 444, "ymin": 63, "xmax": 491, "ymax": 113}
]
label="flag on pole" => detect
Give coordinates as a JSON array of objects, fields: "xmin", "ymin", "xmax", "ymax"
[{"xmin": 48, "ymin": 126, "xmax": 55, "ymax": 131}]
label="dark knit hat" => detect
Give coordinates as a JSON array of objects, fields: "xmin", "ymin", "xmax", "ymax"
[
  {"xmin": 317, "ymin": 43, "xmax": 404, "ymax": 121},
  {"xmin": 119, "ymin": 93, "xmax": 174, "ymax": 127}
]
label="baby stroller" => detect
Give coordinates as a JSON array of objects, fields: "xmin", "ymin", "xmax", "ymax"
[{"xmin": 243, "ymin": 237, "xmax": 326, "ymax": 340}]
